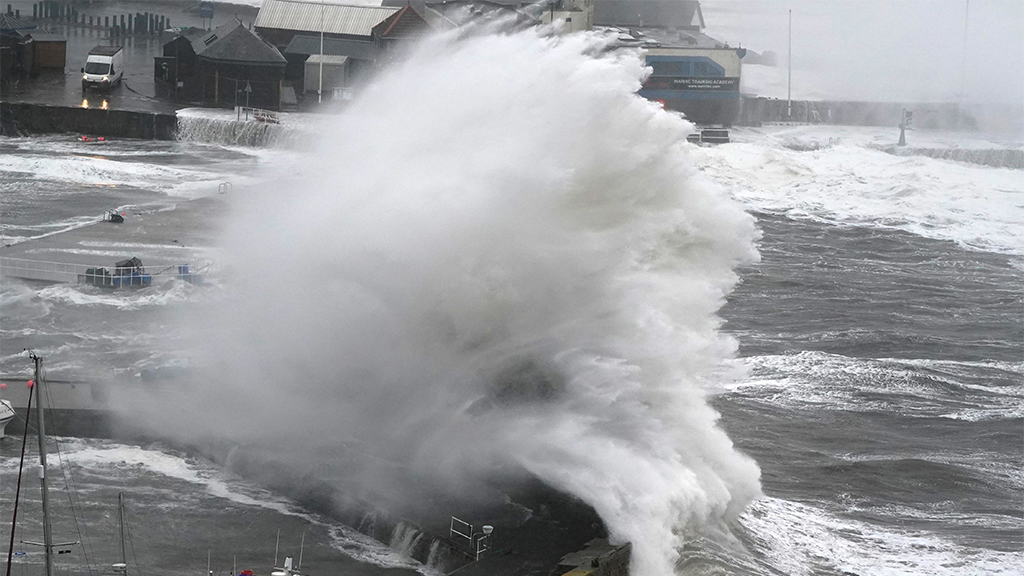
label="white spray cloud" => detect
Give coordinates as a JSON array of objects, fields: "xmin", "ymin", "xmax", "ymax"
[{"xmin": 181, "ymin": 28, "xmax": 761, "ymax": 576}]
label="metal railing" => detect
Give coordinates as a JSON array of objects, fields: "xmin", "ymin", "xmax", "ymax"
[
  {"xmin": 449, "ymin": 517, "xmax": 472, "ymax": 546},
  {"xmin": 235, "ymin": 106, "xmax": 280, "ymax": 124},
  {"xmin": 448, "ymin": 517, "xmax": 492, "ymax": 561},
  {"xmin": 0, "ymin": 257, "xmax": 91, "ymax": 283},
  {"xmin": 0, "ymin": 257, "xmax": 208, "ymax": 285}
]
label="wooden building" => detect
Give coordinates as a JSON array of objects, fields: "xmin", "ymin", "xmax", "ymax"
[
  {"xmin": 26, "ymin": 31, "xmax": 65, "ymax": 70},
  {"xmin": 156, "ymin": 22, "xmax": 287, "ymax": 109}
]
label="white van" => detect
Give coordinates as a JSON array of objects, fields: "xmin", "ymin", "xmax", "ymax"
[{"xmin": 81, "ymin": 45, "xmax": 124, "ymax": 92}]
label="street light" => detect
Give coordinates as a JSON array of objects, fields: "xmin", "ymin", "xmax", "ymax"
[{"xmin": 472, "ymin": 525, "xmax": 493, "ymax": 561}]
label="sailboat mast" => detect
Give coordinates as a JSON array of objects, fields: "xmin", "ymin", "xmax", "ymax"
[
  {"xmin": 32, "ymin": 354, "xmax": 54, "ymax": 576},
  {"xmin": 119, "ymin": 492, "xmax": 127, "ymax": 569}
]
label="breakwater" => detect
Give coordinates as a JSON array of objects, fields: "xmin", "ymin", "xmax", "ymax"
[
  {"xmin": 876, "ymin": 144, "xmax": 1024, "ymax": 170},
  {"xmin": 1, "ymin": 101, "xmax": 177, "ymax": 139},
  {"xmin": 737, "ymin": 97, "xmax": 1023, "ymax": 133}
]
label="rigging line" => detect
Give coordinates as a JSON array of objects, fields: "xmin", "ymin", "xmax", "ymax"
[
  {"xmin": 5, "ymin": 382, "xmax": 33, "ymax": 576},
  {"xmin": 41, "ymin": 376, "xmax": 96, "ymax": 576}
]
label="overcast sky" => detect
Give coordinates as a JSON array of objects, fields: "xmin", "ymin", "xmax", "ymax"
[{"xmin": 701, "ymin": 0, "xmax": 1024, "ymax": 105}]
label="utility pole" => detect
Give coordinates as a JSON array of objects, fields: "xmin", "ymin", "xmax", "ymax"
[
  {"xmin": 319, "ymin": 0, "xmax": 325, "ymax": 104},
  {"xmin": 787, "ymin": 8, "xmax": 792, "ymax": 119}
]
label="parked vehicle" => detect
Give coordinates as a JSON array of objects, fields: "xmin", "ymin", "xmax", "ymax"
[{"xmin": 81, "ymin": 45, "xmax": 124, "ymax": 92}]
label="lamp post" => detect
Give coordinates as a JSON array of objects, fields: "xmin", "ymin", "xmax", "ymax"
[
  {"xmin": 472, "ymin": 525, "xmax": 493, "ymax": 561},
  {"xmin": 787, "ymin": 8, "xmax": 792, "ymax": 119}
]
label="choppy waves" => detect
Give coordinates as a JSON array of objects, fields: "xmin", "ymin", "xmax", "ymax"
[{"xmin": 731, "ymin": 351, "xmax": 1023, "ymax": 421}]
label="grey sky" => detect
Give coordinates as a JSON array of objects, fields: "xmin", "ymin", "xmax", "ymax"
[{"xmin": 701, "ymin": 0, "xmax": 1024, "ymax": 104}]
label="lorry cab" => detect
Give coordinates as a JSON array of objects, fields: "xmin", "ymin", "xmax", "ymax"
[{"xmin": 81, "ymin": 45, "xmax": 124, "ymax": 92}]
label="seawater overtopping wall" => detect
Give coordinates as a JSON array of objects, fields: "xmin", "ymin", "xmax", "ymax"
[
  {"xmin": 0, "ymin": 103, "xmax": 314, "ymax": 147},
  {"xmin": 1, "ymin": 102, "xmax": 177, "ymax": 139},
  {"xmin": 175, "ymin": 109, "xmax": 306, "ymax": 148}
]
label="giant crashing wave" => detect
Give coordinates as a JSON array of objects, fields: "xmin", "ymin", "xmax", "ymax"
[{"xmin": 155, "ymin": 25, "xmax": 763, "ymax": 576}]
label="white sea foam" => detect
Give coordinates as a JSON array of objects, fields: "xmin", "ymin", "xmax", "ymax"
[
  {"xmin": 0, "ymin": 153, "xmax": 209, "ymax": 192},
  {"xmin": 325, "ymin": 526, "xmax": 426, "ymax": 572},
  {"xmin": 742, "ymin": 497, "xmax": 1024, "ymax": 576},
  {"xmin": 732, "ymin": 351, "xmax": 1024, "ymax": 420},
  {"xmin": 35, "ymin": 282, "xmax": 199, "ymax": 310},
  {"xmin": 692, "ymin": 127, "xmax": 1024, "ymax": 256},
  {"xmin": 0, "ymin": 216, "xmax": 102, "ymax": 246}
]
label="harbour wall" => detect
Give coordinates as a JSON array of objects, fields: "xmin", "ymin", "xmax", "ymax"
[
  {"xmin": 0, "ymin": 101, "xmax": 177, "ymax": 139},
  {"xmin": 737, "ymin": 97, "xmax": 1024, "ymax": 134}
]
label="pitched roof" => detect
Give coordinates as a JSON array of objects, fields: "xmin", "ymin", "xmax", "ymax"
[
  {"xmin": 193, "ymin": 21, "xmax": 287, "ymax": 64},
  {"xmin": 372, "ymin": 4, "xmax": 429, "ymax": 39},
  {"xmin": 594, "ymin": 0, "xmax": 704, "ymax": 29},
  {"xmin": 0, "ymin": 13, "xmax": 36, "ymax": 31},
  {"xmin": 255, "ymin": 0, "xmax": 399, "ymax": 38},
  {"xmin": 284, "ymin": 34, "xmax": 380, "ymax": 59}
]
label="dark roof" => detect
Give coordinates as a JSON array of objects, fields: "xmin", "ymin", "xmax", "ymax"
[
  {"xmin": 0, "ymin": 13, "xmax": 35, "ymax": 31},
  {"xmin": 173, "ymin": 27, "xmax": 208, "ymax": 43},
  {"xmin": 26, "ymin": 31, "xmax": 66, "ymax": 42},
  {"xmin": 284, "ymin": 34, "xmax": 380, "ymax": 60},
  {"xmin": 372, "ymin": 4, "xmax": 429, "ymax": 39},
  {"xmin": 594, "ymin": 0, "xmax": 704, "ymax": 29},
  {"xmin": 193, "ymin": 21, "xmax": 287, "ymax": 64}
]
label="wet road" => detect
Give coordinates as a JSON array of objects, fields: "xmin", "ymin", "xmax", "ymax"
[{"xmin": 1, "ymin": 0, "xmax": 259, "ymax": 113}]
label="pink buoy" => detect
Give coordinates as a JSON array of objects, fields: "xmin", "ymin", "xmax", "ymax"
[
  {"xmin": 0, "ymin": 383, "xmax": 6, "ymax": 390},
  {"xmin": 27, "ymin": 379, "xmax": 34, "ymax": 388}
]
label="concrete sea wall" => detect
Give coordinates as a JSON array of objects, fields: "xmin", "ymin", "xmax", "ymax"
[{"xmin": 0, "ymin": 101, "xmax": 177, "ymax": 139}]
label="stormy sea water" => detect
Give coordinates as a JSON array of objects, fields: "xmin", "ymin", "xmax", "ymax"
[{"xmin": 2, "ymin": 28, "xmax": 1023, "ymax": 576}]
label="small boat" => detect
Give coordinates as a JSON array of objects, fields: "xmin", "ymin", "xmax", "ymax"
[
  {"xmin": 0, "ymin": 398, "xmax": 14, "ymax": 438},
  {"xmin": 78, "ymin": 256, "xmax": 152, "ymax": 288},
  {"xmin": 103, "ymin": 210, "xmax": 125, "ymax": 223}
]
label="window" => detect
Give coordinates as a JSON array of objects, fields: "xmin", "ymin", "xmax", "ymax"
[{"xmin": 85, "ymin": 62, "xmax": 109, "ymax": 74}]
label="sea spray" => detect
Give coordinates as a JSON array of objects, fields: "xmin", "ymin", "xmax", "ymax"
[{"xmin": 179, "ymin": 27, "xmax": 762, "ymax": 575}]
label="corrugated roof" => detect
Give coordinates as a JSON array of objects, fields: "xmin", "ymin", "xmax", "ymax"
[
  {"xmin": 306, "ymin": 54, "xmax": 349, "ymax": 65},
  {"xmin": 0, "ymin": 13, "xmax": 36, "ymax": 31},
  {"xmin": 255, "ymin": 0, "xmax": 399, "ymax": 37},
  {"xmin": 284, "ymin": 34, "xmax": 380, "ymax": 59}
]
